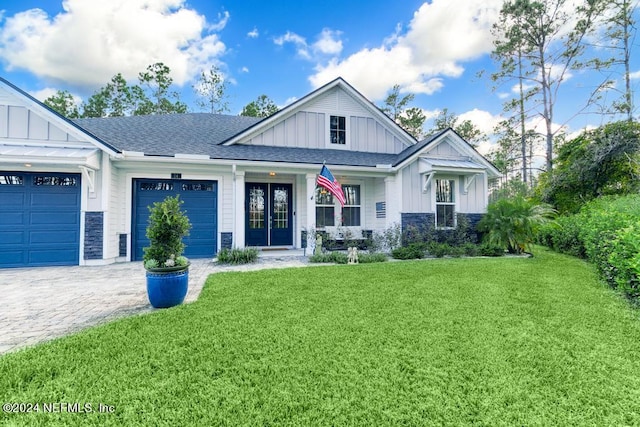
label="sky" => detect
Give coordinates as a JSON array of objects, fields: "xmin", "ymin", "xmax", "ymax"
[{"xmin": 0, "ymin": 0, "xmax": 639, "ymax": 156}]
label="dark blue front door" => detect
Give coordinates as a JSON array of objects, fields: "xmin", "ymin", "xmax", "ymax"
[
  {"xmin": 245, "ymin": 183, "xmax": 292, "ymax": 247},
  {"xmin": 0, "ymin": 172, "xmax": 80, "ymax": 268},
  {"xmin": 132, "ymin": 179, "xmax": 217, "ymax": 261}
]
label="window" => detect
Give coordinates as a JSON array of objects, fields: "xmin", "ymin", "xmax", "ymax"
[
  {"xmin": 315, "ymin": 188, "xmax": 335, "ymax": 228},
  {"xmin": 0, "ymin": 175, "xmax": 23, "ymax": 185},
  {"xmin": 33, "ymin": 175, "xmax": 78, "ymax": 186},
  {"xmin": 330, "ymin": 115, "xmax": 346, "ymax": 145},
  {"xmin": 435, "ymin": 179, "xmax": 455, "ymax": 228},
  {"xmin": 342, "ymin": 185, "xmax": 361, "ymax": 227}
]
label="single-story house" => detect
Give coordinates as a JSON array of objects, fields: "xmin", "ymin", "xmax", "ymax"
[{"xmin": 0, "ymin": 76, "xmax": 500, "ymax": 268}]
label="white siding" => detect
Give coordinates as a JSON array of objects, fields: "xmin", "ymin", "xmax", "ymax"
[
  {"xmin": 372, "ymin": 178, "xmax": 387, "ymax": 230},
  {"xmin": 220, "ymin": 172, "xmax": 234, "ymax": 233},
  {"xmin": 107, "ymin": 165, "xmax": 124, "ymax": 260},
  {"xmin": 0, "ymin": 105, "xmax": 82, "ymax": 143},
  {"xmin": 240, "ymin": 86, "xmax": 408, "ymax": 154},
  {"xmin": 401, "ymin": 160, "xmax": 432, "ymax": 212},
  {"xmin": 429, "ymin": 141, "xmax": 458, "ymax": 157},
  {"xmin": 457, "ymin": 174, "xmax": 486, "ymax": 213}
]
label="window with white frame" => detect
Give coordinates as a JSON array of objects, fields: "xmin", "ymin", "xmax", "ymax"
[
  {"xmin": 329, "ymin": 115, "xmax": 346, "ymax": 145},
  {"xmin": 435, "ymin": 179, "xmax": 455, "ymax": 228},
  {"xmin": 315, "ymin": 188, "xmax": 335, "ymax": 228},
  {"xmin": 341, "ymin": 185, "xmax": 361, "ymax": 227}
]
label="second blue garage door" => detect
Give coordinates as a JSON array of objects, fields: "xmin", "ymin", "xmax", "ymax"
[{"xmin": 132, "ymin": 179, "xmax": 218, "ymax": 261}]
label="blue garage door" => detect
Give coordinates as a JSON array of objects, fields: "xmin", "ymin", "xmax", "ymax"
[
  {"xmin": 0, "ymin": 172, "xmax": 81, "ymax": 268},
  {"xmin": 132, "ymin": 179, "xmax": 218, "ymax": 261}
]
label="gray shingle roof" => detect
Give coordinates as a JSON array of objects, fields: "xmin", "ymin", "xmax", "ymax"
[{"xmin": 73, "ymin": 113, "xmax": 403, "ymax": 167}]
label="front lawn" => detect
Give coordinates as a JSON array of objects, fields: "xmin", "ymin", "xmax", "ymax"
[{"xmin": 2, "ymin": 249, "xmax": 640, "ymax": 426}]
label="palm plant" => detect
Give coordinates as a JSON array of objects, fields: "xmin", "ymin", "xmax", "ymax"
[{"xmin": 478, "ymin": 196, "xmax": 556, "ymax": 254}]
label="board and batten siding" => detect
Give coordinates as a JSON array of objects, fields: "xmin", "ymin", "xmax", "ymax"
[
  {"xmin": 0, "ymin": 104, "xmax": 81, "ymax": 142},
  {"xmin": 457, "ymin": 174, "xmax": 486, "ymax": 213},
  {"xmin": 108, "ymin": 165, "xmax": 124, "ymax": 260},
  {"xmin": 429, "ymin": 141, "xmax": 458, "ymax": 157},
  {"xmin": 401, "ymin": 160, "xmax": 432, "ymax": 213},
  {"xmin": 241, "ymin": 86, "xmax": 408, "ymax": 154},
  {"xmin": 400, "ymin": 162, "xmax": 488, "ymax": 214}
]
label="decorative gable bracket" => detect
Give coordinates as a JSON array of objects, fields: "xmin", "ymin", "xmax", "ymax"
[
  {"xmin": 423, "ymin": 172, "xmax": 435, "ymax": 193},
  {"xmin": 79, "ymin": 166, "xmax": 97, "ymax": 198},
  {"xmin": 463, "ymin": 173, "xmax": 481, "ymax": 194}
]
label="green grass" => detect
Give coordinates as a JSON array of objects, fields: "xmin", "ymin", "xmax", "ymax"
[{"xmin": 2, "ymin": 249, "xmax": 640, "ymax": 426}]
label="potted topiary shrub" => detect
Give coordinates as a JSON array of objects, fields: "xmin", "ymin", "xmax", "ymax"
[{"xmin": 143, "ymin": 195, "xmax": 192, "ymax": 308}]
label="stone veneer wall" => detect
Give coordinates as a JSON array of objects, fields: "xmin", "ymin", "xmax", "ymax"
[
  {"xmin": 220, "ymin": 232, "xmax": 233, "ymax": 250},
  {"xmin": 84, "ymin": 212, "xmax": 103, "ymax": 260}
]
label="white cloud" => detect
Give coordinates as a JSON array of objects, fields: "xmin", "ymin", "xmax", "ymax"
[
  {"xmin": 310, "ymin": 0, "xmax": 504, "ymax": 100},
  {"xmin": 0, "ymin": 0, "xmax": 228, "ymax": 88},
  {"xmin": 630, "ymin": 70, "xmax": 640, "ymax": 80},
  {"xmin": 273, "ymin": 31, "xmax": 310, "ymax": 59},
  {"xmin": 312, "ymin": 29, "xmax": 343, "ymax": 56},
  {"xmin": 241, "ymin": 66, "xmax": 249, "ymax": 73},
  {"xmin": 247, "ymin": 27, "xmax": 259, "ymax": 38},
  {"xmin": 459, "ymin": 109, "xmax": 503, "ymax": 135}
]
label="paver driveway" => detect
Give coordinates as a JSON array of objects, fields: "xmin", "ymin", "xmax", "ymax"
[{"xmin": 0, "ymin": 254, "xmax": 308, "ymax": 355}]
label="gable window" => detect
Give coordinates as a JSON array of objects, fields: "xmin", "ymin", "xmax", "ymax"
[
  {"xmin": 435, "ymin": 179, "xmax": 455, "ymax": 228},
  {"xmin": 341, "ymin": 185, "xmax": 361, "ymax": 227},
  {"xmin": 330, "ymin": 115, "xmax": 346, "ymax": 145},
  {"xmin": 315, "ymin": 188, "xmax": 335, "ymax": 228}
]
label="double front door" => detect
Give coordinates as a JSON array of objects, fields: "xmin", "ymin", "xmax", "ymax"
[{"xmin": 245, "ymin": 183, "xmax": 293, "ymax": 247}]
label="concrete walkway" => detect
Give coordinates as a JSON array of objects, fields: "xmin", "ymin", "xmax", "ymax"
[{"xmin": 0, "ymin": 252, "xmax": 309, "ymax": 355}]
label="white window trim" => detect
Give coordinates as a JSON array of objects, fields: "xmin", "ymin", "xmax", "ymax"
[
  {"xmin": 326, "ymin": 114, "xmax": 350, "ymax": 149},
  {"xmin": 434, "ymin": 178, "xmax": 457, "ymax": 229},
  {"xmin": 315, "ymin": 187, "xmax": 336, "ymax": 229},
  {"xmin": 341, "ymin": 184, "xmax": 362, "ymax": 228}
]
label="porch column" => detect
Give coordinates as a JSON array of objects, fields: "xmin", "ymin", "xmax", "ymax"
[
  {"xmin": 385, "ymin": 176, "xmax": 401, "ymax": 227},
  {"xmin": 234, "ymin": 170, "xmax": 245, "ymax": 248},
  {"xmin": 306, "ymin": 173, "xmax": 316, "ymax": 252}
]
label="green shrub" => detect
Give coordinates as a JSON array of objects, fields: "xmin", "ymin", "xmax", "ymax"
[
  {"xmin": 538, "ymin": 216, "xmax": 586, "ymax": 258},
  {"xmin": 540, "ymin": 194, "xmax": 640, "ymax": 299},
  {"xmin": 309, "ymin": 251, "xmax": 348, "ymax": 264},
  {"xmin": 143, "ymin": 195, "xmax": 191, "ymax": 269},
  {"xmin": 392, "ymin": 242, "xmax": 427, "ymax": 260},
  {"xmin": 428, "ymin": 242, "xmax": 452, "ymax": 258},
  {"xmin": 461, "ymin": 243, "xmax": 481, "ymax": 257},
  {"xmin": 477, "ymin": 196, "xmax": 555, "ymax": 254},
  {"xmin": 479, "ymin": 243, "xmax": 506, "ymax": 257},
  {"xmin": 217, "ymin": 247, "xmax": 259, "ymax": 265},
  {"xmin": 358, "ymin": 253, "xmax": 388, "ymax": 263},
  {"xmin": 608, "ymin": 225, "xmax": 640, "ymax": 297}
]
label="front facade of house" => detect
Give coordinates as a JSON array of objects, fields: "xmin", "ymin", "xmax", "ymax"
[{"xmin": 0, "ymin": 77, "xmax": 500, "ymax": 268}]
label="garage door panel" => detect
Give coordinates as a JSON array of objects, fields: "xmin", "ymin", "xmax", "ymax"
[
  {"xmin": 1, "ymin": 193, "xmax": 26, "ymax": 207},
  {"xmin": 0, "ymin": 172, "xmax": 80, "ymax": 268},
  {"xmin": 31, "ymin": 211, "xmax": 80, "ymax": 225},
  {"xmin": 29, "ymin": 248, "xmax": 78, "ymax": 265},
  {"xmin": 0, "ymin": 212, "xmax": 25, "ymax": 226},
  {"xmin": 0, "ymin": 231, "xmax": 25, "ymax": 245},
  {"xmin": 29, "ymin": 230, "xmax": 79, "ymax": 244},
  {"xmin": 133, "ymin": 179, "xmax": 217, "ymax": 261},
  {"xmin": 1, "ymin": 251, "xmax": 25, "ymax": 266},
  {"xmin": 30, "ymin": 192, "xmax": 79, "ymax": 207}
]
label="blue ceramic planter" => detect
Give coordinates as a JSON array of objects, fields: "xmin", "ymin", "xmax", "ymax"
[{"xmin": 146, "ymin": 268, "xmax": 189, "ymax": 308}]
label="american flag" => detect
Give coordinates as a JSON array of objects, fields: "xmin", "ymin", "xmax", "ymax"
[{"xmin": 316, "ymin": 165, "xmax": 346, "ymax": 206}]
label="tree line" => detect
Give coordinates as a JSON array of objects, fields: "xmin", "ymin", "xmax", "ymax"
[{"xmin": 44, "ymin": 63, "xmax": 278, "ymax": 119}]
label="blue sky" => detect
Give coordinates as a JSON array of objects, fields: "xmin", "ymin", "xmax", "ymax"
[{"xmin": 0, "ymin": 0, "xmax": 638, "ymax": 155}]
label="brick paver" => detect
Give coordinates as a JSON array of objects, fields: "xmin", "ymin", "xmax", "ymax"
[{"xmin": 0, "ymin": 253, "xmax": 308, "ymax": 355}]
